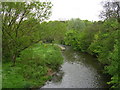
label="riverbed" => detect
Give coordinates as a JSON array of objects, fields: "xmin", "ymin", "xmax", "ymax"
[{"xmin": 42, "ymin": 46, "xmax": 110, "ymax": 88}]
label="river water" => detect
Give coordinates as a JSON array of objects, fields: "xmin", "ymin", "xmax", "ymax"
[{"xmin": 42, "ymin": 46, "xmax": 110, "ymax": 88}]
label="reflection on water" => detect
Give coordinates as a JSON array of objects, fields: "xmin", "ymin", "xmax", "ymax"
[{"xmin": 42, "ymin": 46, "xmax": 110, "ymax": 88}]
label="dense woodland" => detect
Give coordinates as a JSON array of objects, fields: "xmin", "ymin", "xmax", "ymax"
[{"xmin": 1, "ymin": 0, "xmax": 120, "ymax": 88}]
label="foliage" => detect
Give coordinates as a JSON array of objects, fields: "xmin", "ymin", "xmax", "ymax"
[
  {"xmin": 89, "ymin": 19, "xmax": 118, "ymax": 64},
  {"xmin": 2, "ymin": 0, "xmax": 120, "ymax": 88},
  {"xmin": 67, "ymin": 18, "xmax": 86, "ymax": 31},
  {"xmin": 64, "ymin": 21, "xmax": 99, "ymax": 52},
  {"xmin": 2, "ymin": 1, "xmax": 52, "ymax": 63},
  {"xmin": 3, "ymin": 63, "xmax": 28, "ymax": 88},
  {"xmin": 64, "ymin": 30, "xmax": 79, "ymax": 47},
  {"xmin": 3, "ymin": 43, "xmax": 63, "ymax": 88},
  {"xmin": 39, "ymin": 21, "xmax": 67, "ymax": 43},
  {"xmin": 105, "ymin": 36, "xmax": 120, "ymax": 88},
  {"xmin": 100, "ymin": 0, "xmax": 120, "ymax": 20},
  {"xmin": 64, "ymin": 18, "xmax": 119, "ymax": 88}
]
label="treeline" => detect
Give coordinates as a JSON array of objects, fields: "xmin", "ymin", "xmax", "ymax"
[
  {"xmin": 37, "ymin": 21, "xmax": 67, "ymax": 43},
  {"xmin": 63, "ymin": 1, "xmax": 120, "ymax": 88},
  {"xmin": 33, "ymin": 16, "xmax": 120, "ymax": 88},
  {"xmin": 64, "ymin": 18, "xmax": 119, "ymax": 88},
  {"xmin": 2, "ymin": 0, "xmax": 120, "ymax": 88},
  {"xmin": 36, "ymin": 17, "xmax": 120, "ymax": 88}
]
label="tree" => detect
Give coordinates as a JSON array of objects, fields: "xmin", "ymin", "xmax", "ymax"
[
  {"xmin": 2, "ymin": 1, "xmax": 52, "ymax": 64},
  {"xmin": 39, "ymin": 21, "xmax": 67, "ymax": 43},
  {"xmin": 67, "ymin": 18, "xmax": 86, "ymax": 32},
  {"xmin": 100, "ymin": 0, "xmax": 120, "ymax": 21}
]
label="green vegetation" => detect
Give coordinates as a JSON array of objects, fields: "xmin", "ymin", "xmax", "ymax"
[
  {"xmin": 1, "ymin": 0, "xmax": 119, "ymax": 88},
  {"xmin": 2, "ymin": 1, "xmax": 64, "ymax": 88},
  {"xmin": 3, "ymin": 43, "xmax": 63, "ymax": 88},
  {"xmin": 2, "ymin": 1, "xmax": 52, "ymax": 64},
  {"xmin": 64, "ymin": 18, "xmax": 120, "ymax": 88},
  {"xmin": 39, "ymin": 21, "xmax": 67, "ymax": 43}
]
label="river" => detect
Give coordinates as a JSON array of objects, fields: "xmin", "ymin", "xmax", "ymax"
[{"xmin": 42, "ymin": 46, "xmax": 110, "ymax": 88}]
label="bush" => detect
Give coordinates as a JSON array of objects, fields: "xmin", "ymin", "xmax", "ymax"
[
  {"xmin": 3, "ymin": 43, "xmax": 63, "ymax": 88},
  {"xmin": 105, "ymin": 39, "xmax": 120, "ymax": 88}
]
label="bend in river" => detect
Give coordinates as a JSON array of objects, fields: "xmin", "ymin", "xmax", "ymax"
[{"xmin": 42, "ymin": 46, "xmax": 110, "ymax": 88}]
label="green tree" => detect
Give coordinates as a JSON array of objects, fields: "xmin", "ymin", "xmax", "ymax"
[
  {"xmin": 67, "ymin": 18, "xmax": 86, "ymax": 32},
  {"xmin": 39, "ymin": 21, "xmax": 67, "ymax": 43},
  {"xmin": 2, "ymin": 1, "xmax": 52, "ymax": 64},
  {"xmin": 105, "ymin": 39, "xmax": 120, "ymax": 88}
]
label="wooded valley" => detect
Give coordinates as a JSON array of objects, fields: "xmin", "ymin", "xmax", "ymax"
[{"xmin": 1, "ymin": 0, "xmax": 120, "ymax": 88}]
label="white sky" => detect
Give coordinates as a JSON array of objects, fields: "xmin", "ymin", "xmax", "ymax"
[{"xmin": 49, "ymin": 0, "xmax": 104, "ymax": 21}]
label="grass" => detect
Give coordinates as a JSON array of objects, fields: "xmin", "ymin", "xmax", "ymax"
[{"xmin": 2, "ymin": 43, "xmax": 63, "ymax": 88}]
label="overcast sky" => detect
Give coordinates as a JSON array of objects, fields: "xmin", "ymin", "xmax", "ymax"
[{"xmin": 49, "ymin": 0, "xmax": 104, "ymax": 21}]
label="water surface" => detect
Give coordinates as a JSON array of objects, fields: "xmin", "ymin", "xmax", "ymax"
[{"xmin": 42, "ymin": 46, "xmax": 109, "ymax": 88}]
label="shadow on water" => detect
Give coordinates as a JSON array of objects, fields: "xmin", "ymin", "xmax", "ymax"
[{"xmin": 42, "ymin": 46, "xmax": 110, "ymax": 88}]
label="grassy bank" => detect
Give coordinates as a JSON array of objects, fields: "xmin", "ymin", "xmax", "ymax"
[{"xmin": 3, "ymin": 43, "xmax": 63, "ymax": 88}]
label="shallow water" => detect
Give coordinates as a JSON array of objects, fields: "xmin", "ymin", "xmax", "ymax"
[{"xmin": 42, "ymin": 46, "xmax": 110, "ymax": 88}]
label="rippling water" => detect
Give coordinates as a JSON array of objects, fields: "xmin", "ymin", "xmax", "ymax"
[{"xmin": 42, "ymin": 46, "xmax": 110, "ymax": 88}]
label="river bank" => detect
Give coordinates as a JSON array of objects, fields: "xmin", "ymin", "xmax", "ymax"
[
  {"xmin": 42, "ymin": 46, "xmax": 110, "ymax": 88},
  {"xmin": 2, "ymin": 43, "xmax": 64, "ymax": 88}
]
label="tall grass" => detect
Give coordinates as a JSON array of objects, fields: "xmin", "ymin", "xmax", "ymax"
[{"xmin": 3, "ymin": 43, "xmax": 63, "ymax": 88}]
